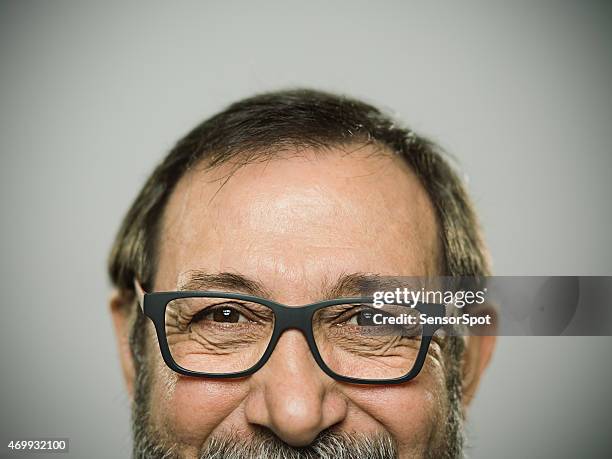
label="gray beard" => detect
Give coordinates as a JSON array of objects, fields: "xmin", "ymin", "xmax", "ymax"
[
  {"xmin": 134, "ymin": 428, "xmax": 397, "ymax": 459},
  {"xmin": 130, "ymin": 330, "xmax": 464, "ymax": 459}
]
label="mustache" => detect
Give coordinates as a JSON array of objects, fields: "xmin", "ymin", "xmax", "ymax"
[
  {"xmin": 133, "ymin": 427, "xmax": 397, "ymax": 459},
  {"xmin": 198, "ymin": 429, "xmax": 398, "ymax": 459}
]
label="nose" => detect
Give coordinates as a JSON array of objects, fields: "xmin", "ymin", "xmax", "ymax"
[{"xmin": 244, "ymin": 330, "xmax": 348, "ymax": 446}]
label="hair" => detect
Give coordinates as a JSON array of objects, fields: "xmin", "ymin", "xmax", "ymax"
[{"xmin": 109, "ymin": 88, "xmax": 489, "ymax": 295}]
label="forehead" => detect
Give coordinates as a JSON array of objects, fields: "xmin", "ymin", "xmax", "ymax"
[{"xmin": 155, "ymin": 146, "xmax": 442, "ymax": 296}]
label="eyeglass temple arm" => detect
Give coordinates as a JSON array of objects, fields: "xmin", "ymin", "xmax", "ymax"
[{"xmin": 133, "ymin": 278, "xmax": 146, "ymax": 312}]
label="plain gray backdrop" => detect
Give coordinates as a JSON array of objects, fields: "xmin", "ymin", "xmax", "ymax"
[{"xmin": 1, "ymin": 1, "xmax": 611, "ymax": 458}]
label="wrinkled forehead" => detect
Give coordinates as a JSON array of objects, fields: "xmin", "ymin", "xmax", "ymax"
[{"xmin": 155, "ymin": 146, "xmax": 442, "ymax": 294}]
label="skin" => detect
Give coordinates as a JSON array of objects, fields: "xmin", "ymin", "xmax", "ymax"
[{"xmin": 111, "ymin": 146, "xmax": 495, "ymax": 458}]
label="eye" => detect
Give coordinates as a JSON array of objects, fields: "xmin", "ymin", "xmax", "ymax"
[
  {"xmin": 192, "ymin": 303, "xmax": 249, "ymax": 324},
  {"xmin": 347, "ymin": 308, "xmax": 377, "ymax": 326}
]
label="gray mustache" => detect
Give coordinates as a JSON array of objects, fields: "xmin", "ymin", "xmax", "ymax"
[{"xmin": 197, "ymin": 430, "xmax": 397, "ymax": 459}]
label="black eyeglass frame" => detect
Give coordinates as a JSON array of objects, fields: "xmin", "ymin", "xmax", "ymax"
[{"xmin": 135, "ymin": 281, "xmax": 446, "ymax": 385}]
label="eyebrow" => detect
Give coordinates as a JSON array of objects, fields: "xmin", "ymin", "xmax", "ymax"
[
  {"xmin": 325, "ymin": 273, "xmax": 410, "ymax": 299},
  {"xmin": 176, "ymin": 270, "xmax": 404, "ymax": 300},
  {"xmin": 177, "ymin": 271, "xmax": 270, "ymax": 297}
]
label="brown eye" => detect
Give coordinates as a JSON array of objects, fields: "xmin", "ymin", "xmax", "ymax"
[
  {"xmin": 191, "ymin": 303, "xmax": 249, "ymax": 324},
  {"xmin": 212, "ymin": 307, "xmax": 241, "ymax": 323}
]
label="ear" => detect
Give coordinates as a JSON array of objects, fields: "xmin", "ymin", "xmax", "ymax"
[
  {"xmin": 109, "ymin": 289, "xmax": 136, "ymax": 398},
  {"xmin": 461, "ymin": 333, "xmax": 496, "ymax": 409}
]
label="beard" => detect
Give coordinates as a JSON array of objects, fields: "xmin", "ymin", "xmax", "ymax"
[
  {"xmin": 134, "ymin": 426, "xmax": 396, "ymax": 459},
  {"xmin": 130, "ymin": 319, "xmax": 465, "ymax": 459}
]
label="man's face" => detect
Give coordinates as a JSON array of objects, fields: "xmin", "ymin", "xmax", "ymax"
[{"xmin": 127, "ymin": 147, "xmax": 463, "ymax": 458}]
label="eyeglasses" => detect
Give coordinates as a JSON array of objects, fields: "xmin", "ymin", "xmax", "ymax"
[{"xmin": 134, "ymin": 280, "xmax": 446, "ymax": 385}]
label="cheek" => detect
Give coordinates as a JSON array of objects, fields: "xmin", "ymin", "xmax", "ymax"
[
  {"xmin": 148, "ymin": 357, "xmax": 249, "ymax": 446},
  {"xmin": 343, "ymin": 355, "xmax": 448, "ymax": 453}
]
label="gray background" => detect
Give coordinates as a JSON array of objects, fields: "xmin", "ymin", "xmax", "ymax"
[{"xmin": 1, "ymin": 1, "xmax": 611, "ymax": 458}]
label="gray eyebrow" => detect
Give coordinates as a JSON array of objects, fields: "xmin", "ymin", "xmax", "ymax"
[{"xmin": 177, "ymin": 270, "xmax": 394, "ymax": 301}]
